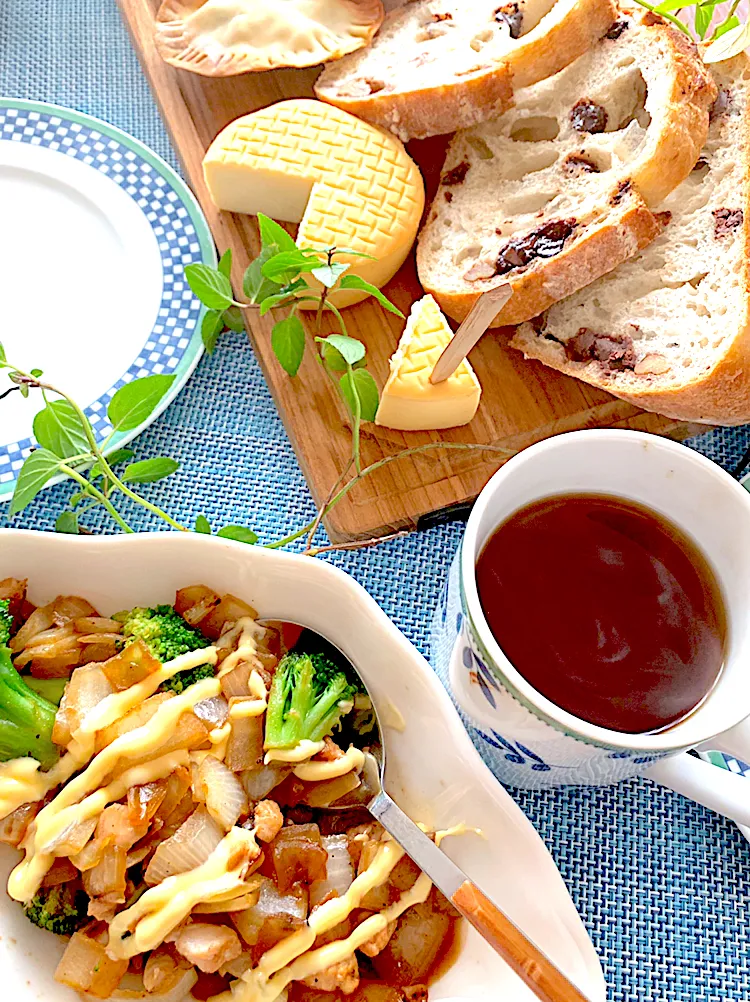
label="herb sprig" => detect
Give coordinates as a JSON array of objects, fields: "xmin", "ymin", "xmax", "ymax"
[
  {"xmin": 185, "ymin": 215, "xmax": 404, "ymax": 473},
  {"xmin": 633, "ymin": 0, "xmax": 748, "ymax": 58}
]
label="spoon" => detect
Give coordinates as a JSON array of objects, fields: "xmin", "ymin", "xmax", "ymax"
[{"xmin": 268, "ymin": 624, "xmax": 592, "ymax": 1002}]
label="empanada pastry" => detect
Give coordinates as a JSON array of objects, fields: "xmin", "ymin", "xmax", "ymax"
[{"xmin": 155, "ymin": 0, "xmax": 384, "ymax": 76}]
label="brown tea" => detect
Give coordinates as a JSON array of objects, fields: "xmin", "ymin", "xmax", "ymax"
[{"xmin": 475, "ymin": 494, "xmax": 726, "ymax": 733}]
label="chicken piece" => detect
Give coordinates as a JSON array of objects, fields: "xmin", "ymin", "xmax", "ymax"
[
  {"xmin": 253, "ymin": 799, "xmax": 283, "ymax": 843},
  {"xmin": 173, "ymin": 922, "xmax": 242, "ymax": 974},
  {"xmin": 144, "ymin": 947, "xmax": 191, "ymax": 993},
  {"xmin": 318, "ymin": 736, "xmax": 345, "ymax": 761},
  {"xmin": 87, "ymin": 898, "xmax": 118, "ymax": 923},
  {"xmin": 359, "ymin": 918, "xmax": 397, "ymax": 958},
  {"xmin": 302, "ymin": 955, "xmax": 360, "ymax": 995}
]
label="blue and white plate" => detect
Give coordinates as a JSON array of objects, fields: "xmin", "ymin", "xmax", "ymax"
[{"xmin": 0, "ymin": 98, "xmax": 216, "ymax": 502}]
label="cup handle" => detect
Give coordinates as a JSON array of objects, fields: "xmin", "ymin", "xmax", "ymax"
[{"xmin": 644, "ymin": 716, "xmax": 750, "ymax": 825}]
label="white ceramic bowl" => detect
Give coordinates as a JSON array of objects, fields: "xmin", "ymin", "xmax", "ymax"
[{"xmin": 0, "ymin": 529, "xmax": 605, "ymax": 1002}]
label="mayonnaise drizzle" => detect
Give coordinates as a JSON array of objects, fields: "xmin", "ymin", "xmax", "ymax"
[
  {"xmin": 8, "ymin": 672, "xmax": 221, "ymax": 902},
  {"xmin": 292, "ymin": 746, "xmax": 365, "ymax": 783},
  {"xmin": 0, "ymin": 646, "xmax": 218, "ymax": 821},
  {"xmin": 211, "ymin": 828, "xmax": 463, "ymax": 1002},
  {"xmin": 264, "ymin": 740, "xmax": 326, "ymax": 765},
  {"xmin": 107, "ymin": 826, "xmax": 260, "ymax": 959}
]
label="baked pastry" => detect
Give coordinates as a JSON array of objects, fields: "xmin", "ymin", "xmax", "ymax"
[
  {"xmin": 314, "ymin": 0, "xmax": 618, "ymax": 141},
  {"xmin": 416, "ymin": 6, "xmax": 717, "ymax": 327},
  {"xmin": 510, "ymin": 56, "xmax": 750, "ymax": 425},
  {"xmin": 155, "ymin": 0, "xmax": 384, "ymax": 76}
]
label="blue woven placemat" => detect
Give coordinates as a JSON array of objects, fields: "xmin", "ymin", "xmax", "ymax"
[{"xmin": 3, "ymin": 3, "xmax": 750, "ymax": 997}]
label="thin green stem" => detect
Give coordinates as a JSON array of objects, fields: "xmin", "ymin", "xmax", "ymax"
[
  {"xmin": 345, "ymin": 361, "xmax": 362, "ymax": 474},
  {"xmin": 632, "ymin": 0, "xmax": 691, "ymax": 32},
  {"xmin": 58, "ymin": 464, "xmax": 134, "ymax": 533}
]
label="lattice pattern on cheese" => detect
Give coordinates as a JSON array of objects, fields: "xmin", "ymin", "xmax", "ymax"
[
  {"xmin": 203, "ymin": 100, "xmax": 425, "ymax": 303},
  {"xmin": 390, "ymin": 295, "xmax": 476, "ymax": 391}
]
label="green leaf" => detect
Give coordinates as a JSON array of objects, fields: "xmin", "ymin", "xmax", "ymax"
[
  {"xmin": 202, "ymin": 309, "xmax": 225, "ymax": 354},
  {"xmin": 19, "ymin": 382, "xmax": 29, "ymax": 398},
  {"xmin": 218, "ymin": 249, "xmax": 233, "ymax": 278},
  {"xmin": 243, "ymin": 248, "xmax": 284, "ymax": 304},
  {"xmin": 33, "ymin": 400, "xmax": 91, "ymax": 460},
  {"xmin": 339, "ymin": 368, "xmax": 380, "ymax": 423},
  {"xmin": 694, "ymin": 1, "xmax": 713, "ymax": 38},
  {"xmin": 259, "ymin": 281, "xmax": 311, "ymax": 316},
  {"xmin": 311, "ymin": 262, "xmax": 350, "ymax": 288},
  {"xmin": 30, "ymin": 368, "xmax": 43, "ymax": 378},
  {"xmin": 258, "ymin": 214, "xmax": 298, "ymax": 254},
  {"xmin": 195, "ymin": 515, "xmax": 212, "ymax": 534},
  {"xmin": 320, "ymin": 341, "xmax": 360, "ymax": 372},
  {"xmin": 107, "ymin": 375, "xmax": 176, "ymax": 432},
  {"xmin": 262, "ymin": 250, "xmax": 321, "ymax": 284},
  {"xmin": 88, "ymin": 448, "xmax": 134, "ymax": 481},
  {"xmin": 271, "ymin": 315, "xmax": 306, "ymax": 377},
  {"xmin": 217, "ymin": 525, "xmax": 259, "ymax": 544},
  {"xmin": 338, "ymin": 275, "xmax": 405, "ymax": 318},
  {"xmin": 655, "ymin": 0, "xmax": 700, "ymax": 10},
  {"xmin": 712, "ymin": 13, "xmax": 740, "ymax": 38},
  {"xmin": 704, "ymin": 17, "xmax": 750, "ymax": 60},
  {"xmin": 55, "ymin": 511, "xmax": 80, "ymax": 535},
  {"xmin": 0, "ymin": 343, "xmax": 5, "ymax": 364},
  {"xmin": 185, "ymin": 263, "xmax": 233, "ymax": 310},
  {"xmin": 122, "ymin": 457, "xmax": 180, "ymax": 484},
  {"xmin": 316, "ymin": 334, "xmax": 365, "ymax": 366},
  {"xmin": 9, "ymin": 449, "xmax": 60, "ymax": 516},
  {"xmin": 222, "ymin": 306, "xmax": 245, "ymax": 333}
]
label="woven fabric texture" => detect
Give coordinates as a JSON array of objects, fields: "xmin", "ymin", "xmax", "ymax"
[{"xmin": 2, "ymin": 2, "xmax": 750, "ymax": 998}]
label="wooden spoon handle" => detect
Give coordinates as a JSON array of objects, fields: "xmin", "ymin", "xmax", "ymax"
[{"xmin": 452, "ymin": 880, "xmax": 591, "ymax": 1002}]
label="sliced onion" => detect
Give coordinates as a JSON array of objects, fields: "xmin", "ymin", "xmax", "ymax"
[
  {"xmin": 193, "ymin": 879, "xmax": 262, "ymax": 913},
  {"xmin": 49, "ymin": 594, "xmax": 99, "ymax": 623},
  {"xmin": 225, "ymin": 711, "xmax": 264, "ymax": 773},
  {"xmin": 0, "ymin": 800, "xmax": 39, "ymax": 847},
  {"xmin": 78, "ymin": 635, "xmax": 120, "ymax": 665},
  {"xmin": 175, "ymin": 584, "xmax": 221, "ymax": 626},
  {"xmin": 310, "ymin": 834, "xmax": 353, "ymax": 908},
  {"xmin": 198, "ymin": 755, "xmax": 248, "ymax": 829},
  {"xmin": 302, "ymin": 772, "xmax": 361, "ymax": 809},
  {"xmin": 145, "ymin": 806, "xmax": 223, "ymax": 885},
  {"xmin": 199, "ymin": 593, "xmax": 258, "ymax": 640},
  {"xmin": 101, "ymin": 640, "xmax": 161, "ymax": 692},
  {"xmin": 81, "ymin": 969, "xmax": 197, "ymax": 1002},
  {"xmin": 193, "ymin": 695, "xmax": 229, "ymax": 728},
  {"xmin": 73, "ymin": 616, "xmax": 123, "ymax": 635},
  {"xmin": 55, "ymin": 931, "xmax": 128, "ymax": 997},
  {"xmin": 241, "ymin": 764, "xmax": 290, "ymax": 801},
  {"xmin": 83, "ymin": 843, "xmax": 127, "ymax": 899},
  {"xmin": 41, "ymin": 856, "xmax": 78, "ymax": 887},
  {"xmin": 53, "ymin": 663, "xmax": 114, "ymax": 747},
  {"xmin": 95, "ymin": 691, "xmax": 171, "ymax": 754},
  {"xmin": 220, "ymin": 663, "xmax": 252, "ymax": 699},
  {"xmin": 151, "ymin": 767, "xmax": 191, "ymax": 829},
  {"xmin": 127, "ymin": 779, "xmax": 168, "ymax": 826},
  {"xmin": 231, "ymin": 876, "xmax": 308, "ymax": 948},
  {"xmin": 44, "ymin": 815, "xmax": 97, "ymax": 856},
  {"xmin": 10, "ymin": 605, "xmax": 56, "ymax": 651}
]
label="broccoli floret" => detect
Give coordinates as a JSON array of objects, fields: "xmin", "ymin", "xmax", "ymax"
[
  {"xmin": 24, "ymin": 676, "xmax": 68, "ymax": 706},
  {"xmin": 114, "ymin": 605, "xmax": 213, "ymax": 694},
  {"xmin": 265, "ymin": 652, "xmax": 356, "ymax": 750},
  {"xmin": 0, "ymin": 599, "xmax": 12, "ymax": 648},
  {"xmin": 24, "ymin": 883, "xmax": 88, "ymax": 936},
  {"xmin": 0, "ymin": 646, "xmax": 59, "ymax": 769},
  {"xmin": 160, "ymin": 662, "xmax": 216, "ymax": 695}
]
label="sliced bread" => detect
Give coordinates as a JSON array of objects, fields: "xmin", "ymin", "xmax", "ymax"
[
  {"xmin": 416, "ymin": 6, "xmax": 716, "ymax": 327},
  {"xmin": 314, "ymin": 0, "xmax": 618, "ymax": 141},
  {"xmin": 510, "ymin": 56, "xmax": 750, "ymax": 425}
]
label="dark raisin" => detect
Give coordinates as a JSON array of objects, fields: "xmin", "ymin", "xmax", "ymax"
[
  {"xmin": 610, "ymin": 179, "xmax": 631, "ymax": 205},
  {"xmin": 570, "ymin": 99, "xmax": 608, "ymax": 134},
  {"xmin": 605, "ymin": 19, "xmax": 628, "ymax": 39},
  {"xmin": 433, "ymin": 11, "xmax": 453, "ymax": 20},
  {"xmin": 566, "ymin": 328, "xmax": 637, "ymax": 370},
  {"xmin": 692, "ymin": 157, "xmax": 709, "ymax": 172},
  {"xmin": 713, "ymin": 208, "xmax": 743, "ymax": 238},
  {"xmin": 441, "ymin": 160, "xmax": 470, "ymax": 185},
  {"xmin": 655, "ymin": 210, "xmax": 672, "ymax": 227},
  {"xmin": 444, "ymin": 191, "xmax": 453, "ymax": 202},
  {"xmin": 495, "ymin": 219, "xmax": 576, "ymax": 275},
  {"xmin": 494, "ymin": 3, "xmax": 523, "ymax": 39},
  {"xmin": 563, "ymin": 153, "xmax": 599, "ymax": 175},
  {"xmin": 529, "ymin": 314, "xmax": 547, "ymax": 334}
]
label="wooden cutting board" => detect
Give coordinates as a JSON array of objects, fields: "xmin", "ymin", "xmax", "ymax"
[{"xmin": 117, "ymin": 0, "xmax": 704, "ymax": 541}]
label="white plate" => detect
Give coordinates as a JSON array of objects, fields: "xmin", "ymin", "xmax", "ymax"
[
  {"xmin": 0, "ymin": 528, "xmax": 606, "ymax": 1001},
  {"xmin": 0, "ymin": 99, "xmax": 215, "ymax": 500}
]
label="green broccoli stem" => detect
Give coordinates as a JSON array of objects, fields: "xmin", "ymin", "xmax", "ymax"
[
  {"xmin": 0, "ymin": 648, "xmax": 59, "ymax": 769},
  {"xmin": 265, "ymin": 653, "xmax": 354, "ymax": 750}
]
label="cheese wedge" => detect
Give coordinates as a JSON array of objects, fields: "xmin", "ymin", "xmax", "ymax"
[
  {"xmin": 375, "ymin": 295, "xmax": 481, "ymax": 431},
  {"xmin": 202, "ymin": 99, "xmax": 425, "ymax": 307}
]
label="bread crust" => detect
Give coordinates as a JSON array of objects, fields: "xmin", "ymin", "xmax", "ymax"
[
  {"xmin": 418, "ymin": 185, "xmax": 663, "ymax": 326},
  {"xmin": 314, "ymin": 0, "xmax": 618, "ymax": 140}
]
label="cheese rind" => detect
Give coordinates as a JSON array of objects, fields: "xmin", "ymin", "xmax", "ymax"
[
  {"xmin": 375, "ymin": 295, "xmax": 481, "ymax": 431},
  {"xmin": 202, "ymin": 99, "xmax": 425, "ymax": 307}
]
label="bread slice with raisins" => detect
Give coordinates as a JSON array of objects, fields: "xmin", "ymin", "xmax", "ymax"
[
  {"xmin": 416, "ymin": 5, "xmax": 716, "ymax": 327},
  {"xmin": 314, "ymin": 0, "xmax": 618, "ymax": 141},
  {"xmin": 510, "ymin": 56, "xmax": 750, "ymax": 424}
]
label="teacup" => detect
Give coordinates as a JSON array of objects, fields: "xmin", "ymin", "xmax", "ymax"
[{"xmin": 431, "ymin": 429, "xmax": 750, "ymax": 825}]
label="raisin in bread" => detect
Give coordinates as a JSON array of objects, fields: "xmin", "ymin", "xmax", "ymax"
[
  {"xmin": 314, "ymin": 0, "xmax": 618, "ymax": 141},
  {"xmin": 511, "ymin": 57, "xmax": 750, "ymax": 424},
  {"xmin": 416, "ymin": 6, "xmax": 716, "ymax": 327}
]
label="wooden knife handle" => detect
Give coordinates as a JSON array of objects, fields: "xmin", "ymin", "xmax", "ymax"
[{"xmin": 452, "ymin": 880, "xmax": 591, "ymax": 1002}]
